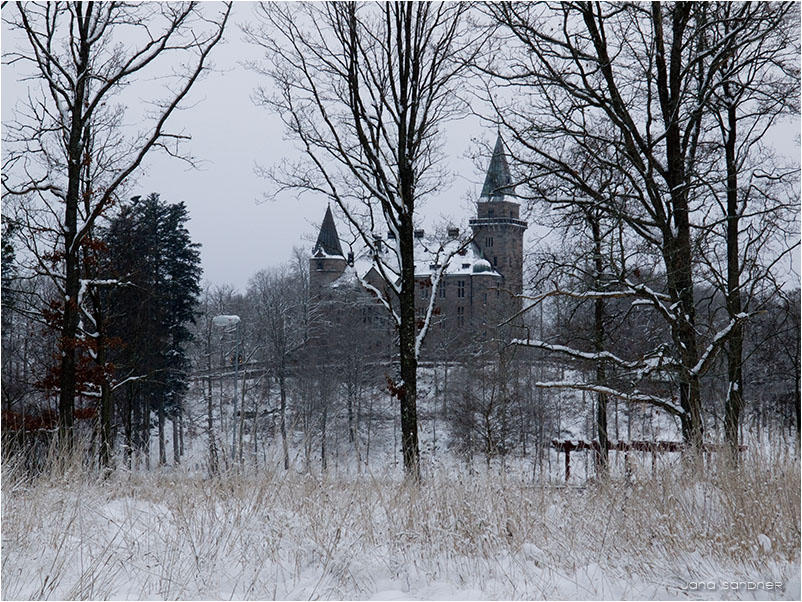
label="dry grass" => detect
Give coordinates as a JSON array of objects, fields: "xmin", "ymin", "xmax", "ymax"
[{"xmin": 2, "ymin": 446, "xmax": 799, "ymax": 600}]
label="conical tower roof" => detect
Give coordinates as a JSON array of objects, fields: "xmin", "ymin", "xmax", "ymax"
[
  {"xmin": 480, "ymin": 133, "xmax": 514, "ymax": 201},
  {"xmin": 313, "ymin": 205, "xmax": 344, "ymax": 257}
]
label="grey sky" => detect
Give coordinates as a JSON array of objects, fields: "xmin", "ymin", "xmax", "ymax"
[
  {"xmin": 1, "ymin": 3, "xmax": 498, "ymax": 292},
  {"xmin": 2, "ymin": 2, "xmax": 799, "ymax": 291}
]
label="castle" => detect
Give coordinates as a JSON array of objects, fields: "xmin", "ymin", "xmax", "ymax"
[{"xmin": 309, "ymin": 133, "xmax": 527, "ymax": 347}]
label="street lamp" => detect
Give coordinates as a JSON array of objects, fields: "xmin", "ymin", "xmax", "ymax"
[{"xmin": 213, "ymin": 314, "xmax": 241, "ymax": 461}]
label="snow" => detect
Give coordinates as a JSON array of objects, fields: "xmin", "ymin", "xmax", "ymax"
[
  {"xmin": 329, "ymin": 264, "xmax": 360, "ymax": 288},
  {"xmin": 313, "ymin": 248, "xmax": 345, "ymax": 259},
  {"xmin": 350, "ymin": 233, "xmax": 502, "ymax": 283},
  {"xmin": 3, "ymin": 465, "xmax": 798, "ymax": 601},
  {"xmin": 3, "ymin": 365, "xmax": 798, "ymax": 601},
  {"xmin": 211, "ymin": 314, "xmax": 241, "ymax": 327}
]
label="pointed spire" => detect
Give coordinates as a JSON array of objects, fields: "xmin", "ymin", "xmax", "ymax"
[
  {"xmin": 313, "ymin": 205, "xmax": 344, "ymax": 258},
  {"xmin": 480, "ymin": 133, "xmax": 514, "ymax": 201}
]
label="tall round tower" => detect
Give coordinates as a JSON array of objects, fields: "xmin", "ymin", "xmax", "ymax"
[{"xmin": 470, "ymin": 133, "xmax": 527, "ymax": 302}]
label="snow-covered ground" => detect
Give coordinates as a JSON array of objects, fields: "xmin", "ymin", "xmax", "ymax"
[
  {"xmin": 3, "ymin": 367, "xmax": 798, "ymax": 600},
  {"xmin": 3, "ymin": 451, "xmax": 799, "ymax": 601}
]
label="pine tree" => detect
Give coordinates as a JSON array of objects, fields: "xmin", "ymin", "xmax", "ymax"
[{"xmin": 104, "ymin": 194, "xmax": 201, "ymax": 466}]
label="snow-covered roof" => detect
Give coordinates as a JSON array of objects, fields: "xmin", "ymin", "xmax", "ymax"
[
  {"xmin": 346, "ymin": 232, "xmax": 502, "ymax": 285},
  {"xmin": 329, "ymin": 264, "xmax": 361, "ymax": 289}
]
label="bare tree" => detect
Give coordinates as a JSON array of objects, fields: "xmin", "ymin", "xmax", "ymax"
[
  {"xmin": 2, "ymin": 2, "xmax": 231, "ymax": 449},
  {"xmin": 246, "ymin": 2, "xmax": 482, "ymax": 477},
  {"xmin": 483, "ymin": 2, "xmax": 797, "ymax": 448},
  {"xmin": 247, "ymin": 267, "xmax": 306, "ymax": 470},
  {"xmin": 698, "ymin": 2, "xmax": 799, "ymax": 454},
  {"xmin": 194, "ymin": 285, "xmax": 221, "ymax": 475}
]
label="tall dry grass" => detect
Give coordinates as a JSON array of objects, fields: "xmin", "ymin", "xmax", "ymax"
[{"xmin": 2, "ymin": 443, "xmax": 799, "ymax": 600}]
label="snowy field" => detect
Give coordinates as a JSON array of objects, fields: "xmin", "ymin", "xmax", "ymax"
[{"xmin": 2, "ymin": 448, "xmax": 799, "ymax": 601}]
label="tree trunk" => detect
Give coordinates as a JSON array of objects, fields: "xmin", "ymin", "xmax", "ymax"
[
  {"xmin": 279, "ymin": 373, "xmax": 289, "ymax": 470},
  {"xmin": 91, "ymin": 290, "xmax": 113, "ymax": 472},
  {"xmin": 655, "ymin": 3, "xmax": 704, "ymax": 450},
  {"xmin": 133, "ymin": 388, "xmax": 142, "ymax": 464},
  {"xmin": 722, "ymin": 95, "xmax": 744, "ymax": 458},
  {"xmin": 397, "ymin": 214, "xmax": 420, "ymax": 480},
  {"xmin": 57, "ymin": 12, "xmax": 92, "ymax": 451},
  {"xmin": 591, "ymin": 213, "xmax": 609, "ymax": 474},
  {"xmin": 141, "ymin": 397, "xmax": 151, "ymax": 469},
  {"xmin": 158, "ymin": 396, "xmax": 166, "ymax": 466},
  {"xmin": 98, "ymin": 362, "xmax": 113, "ymax": 470},
  {"xmin": 179, "ymin": 410, "xmax": 184, "ymax": 457},
  {"xmin": 238, "ymin": 370, "xmax": 246, "ymax": 464},
  {"xmin": 206, "ymin": 329, "xmax": 218, "ymax": 475},
  {"xmin": 172, "ymin": 411, "xmax": 180, "ymax": 465},
  {"xmin": 252, "ymin": 386, "xmax": 258, "ymax": 465},
  {"xmin": 124, "ymin": 385, "xmax": 133, "ymax": 468}
]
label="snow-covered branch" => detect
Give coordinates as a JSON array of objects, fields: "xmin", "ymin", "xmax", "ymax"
[
  {"xmin": 534, "ymin": 381, "xmax": 684, "ymax": 417},
  {"xmin": 690, "ymin": 313, "xmax": 751, "ymax": 377}
]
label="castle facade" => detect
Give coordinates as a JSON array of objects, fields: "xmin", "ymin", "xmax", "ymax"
[{"xmin": 309, "ymin": 134, "xmax": 526, "ymax": 348}]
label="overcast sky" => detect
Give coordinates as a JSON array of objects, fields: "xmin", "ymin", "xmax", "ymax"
[
  {"xmin": 1, "ymin": 3, "xmax": 504, "ymax": 292},
  {"xmin": 2, "ymin": 2, "xmax": 799, "ymax": 292}
]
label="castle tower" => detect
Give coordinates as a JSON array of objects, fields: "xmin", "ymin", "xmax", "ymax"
[
  {"xmin": 470, "ymin": 133, "xmax": 527, "ymax": 299},
  {"xmin": 310, "ymin": 205, "xmax": 347, "ymax": 300}
]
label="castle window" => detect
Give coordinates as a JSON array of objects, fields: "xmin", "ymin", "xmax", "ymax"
[
  {"xmin": 493, "ymin": 256, "xmax": 498, "ymax": 266},
  {"xmin": 457, "ymin": 280, "xmax": 465, "ymax": 298},
  {"xmin": 486, "ymin": 236, "xmax": 494, "ymax": 247},
  {"xmin": 488, "ymin": 208, "xmax": 495, "ymax": 217},
  {"xmin": 457, "ymin": 306, "xmax": 465, "ymax": 326},
  {"xmin": 317, "ymin": 261, "xmax": 324, "ymax": 270},
  {"xmin": 438, "ymin": 279, "xmax": 446, "ymax": 298}
]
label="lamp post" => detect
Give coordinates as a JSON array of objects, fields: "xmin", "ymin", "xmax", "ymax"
[{"xmin": 213, "ymin": 314, "xmax": 241, "ymax": 461}]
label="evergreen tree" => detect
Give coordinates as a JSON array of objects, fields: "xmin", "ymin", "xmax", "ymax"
[{"xmin": 104, "ymin": 194, "xmax": 202, "ymax": 466}]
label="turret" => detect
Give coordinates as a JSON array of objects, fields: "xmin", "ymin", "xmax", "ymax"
[
  {"xmin": 470, "ymin": 133, "xmax": 527, "ymax": 300},
  {"xmin": 310, "ymin": 205, "xmax": 347, "ymax": 299}
]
